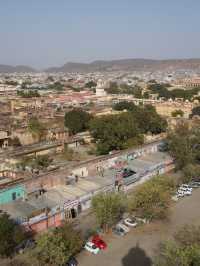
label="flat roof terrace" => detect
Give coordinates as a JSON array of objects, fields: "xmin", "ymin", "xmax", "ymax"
[
  {"xmin": 85, "ymin": 151, "xmax": 172, "ymax": 187},
  {"xmin": 0, "ymin": 151, "xmax": 173, "ymax": 222}
]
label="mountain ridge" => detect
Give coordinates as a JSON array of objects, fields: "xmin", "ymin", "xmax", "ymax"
[
  {"xmin": 0, "ymin": 64, "xmax": 36, "ymax": 73},
  {"xmin": 45, "ymin": 58, "xmax": 200, "ymax": 73},
  {"xmin": 1, "ymin": 58, "xmax": 200, "ymax": 73}
]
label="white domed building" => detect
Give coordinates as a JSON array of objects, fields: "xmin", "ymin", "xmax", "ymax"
[{"xmin": 96, "ymin": 79, "xmax": 107, "ymax": 97}]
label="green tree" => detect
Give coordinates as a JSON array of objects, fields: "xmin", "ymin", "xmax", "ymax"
[
  {"xmin": 56, "ymin": 223, "xmax": 83, "ymax": 256},
  {"xmin": 167, "ymin": 121, "xmax": 199, "ymax": 169},
  {"xmin": 34, "ymin": 223, "xmax": 83, "ymax": 266},
  {"xmin": 0, "ymin": 214, "xmax": 26, "ymax": 257},
  {"xmin": 90, "ymin": 112, "xmax": 140, "ymax": 154},
  {"xmin": 85, "ymin": 81, "xmax": 97, "ymax": 88},
  {"xmin": 35, "ymin": 232, "xmax": 68, "ymax": 266},
  {"xmin": 154, "ymin": 225, "xmax": 200, "ymax": 266},
  {"xmin": 113, "ymin": 101, "xmax": 139, "ymax": 112},
  {"xmin": 64, "ymin": 108, "xmax": 92, "ymax": 135},
  {"xmin": 134, "ymin": 105, "xmax": 167, "ymax": 134},
  {"xmin": 17, "ymin": 90, "xmax": 40, "ymax": 98},
  {"xmin": 105, "ymin": 82, "xmax": 120, "ymax": 94},
  {"xmin": 92, "ymin": 192, "xmax": 126, "ymax": 232},
  {"xmin": 133, "ymin": 87, "xmax": 142, "ymax": 98},
  {"xmin": 90, "ymin": 103, "xmax": 166, "ymax": 154},
  {"xmin": 48, "ymin": 82, "xmax": 64, "ymax": 91},
  {"xmin": 129, "ymin": 176, "xmax": 175, "ymax": 220},
  {"xmin": 182, "ymin": 164, "xmax": 200, "ymax": 183},
  {"xmin": 171, "ymin": 109, "xmax": 184, "ymax": 117},
  {"xmin": 28, "ymin": 117, "xmax": 46, "ymax": 141},
  {"xmin": 143, "ymin": 91, "xmax": 149, "ymax": 99},
  {"xmin": 10, "ymin": 137, "xmax": 21, "ymax": 147},
  {"xmin": 191, "ymin": 106, "xmax": 200, "ymax": 118},
  {"xmin": 34, "ymin": 155, "xmax": 52, "ymax": 169}
]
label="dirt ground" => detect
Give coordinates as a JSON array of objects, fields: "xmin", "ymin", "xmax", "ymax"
[{"xmin": 77, "ymin": 189, "xmax": 200, "ymax": 266}]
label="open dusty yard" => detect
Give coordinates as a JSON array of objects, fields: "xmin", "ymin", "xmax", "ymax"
[{"xmin": 77, "ymin": 189, "xmax": 200, "ymax": 266}]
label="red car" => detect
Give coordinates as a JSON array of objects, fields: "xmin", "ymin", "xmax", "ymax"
[{"xmin": 92, "ymin": 235, "xmax": 107, "ymax": 250}]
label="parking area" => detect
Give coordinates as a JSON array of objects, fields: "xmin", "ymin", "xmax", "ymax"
[{"xmin": 77, "ymin": 189, "xmax": 200, "ymax": 266}]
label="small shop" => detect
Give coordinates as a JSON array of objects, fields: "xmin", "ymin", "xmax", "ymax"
[{"xmin": 63, "ymin": 199, "xmax": 81, "ymax": 219}]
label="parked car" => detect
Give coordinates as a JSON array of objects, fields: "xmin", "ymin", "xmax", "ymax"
[
  {"xmin": 158, "ymin": 141, "xmax": 169, "ymax": 152},
  {"xmin": 116, "ymin": 223, "xmax": 130, "ymax": 233},
  {"xmin": 84, "ymin": 241, "xmax": 100, "ymax": 254},
  {"xmin": 135, "ymin": 216, "xmax": 149, "ymax": 224},
  {"xmin": 124, "ymin": 217, "xmax": 138, "ymax": 227},
  {"xmin": 179, "ymin": 184, "xmax": 193, "ymax": 192},
  {"xmin": 122, "ymin": 168, "xmax": 136, "ymax": 178},
  {"xmin": 172, "ymin": 195, "xmax": 179, "ymax": 201},
  {"xmin": 15, "ymin": 239, "xmax": 36, "ymax": 254},
  {"xmin": 188, "ymin": 181, "xmax": 200, "ymax": 188},
  {"xmin": 112, "ymin": 226, "xmax": 126, "ymax": 236},
  {"xmin": 177, "ymin": 189, "xmax": 192, "ymax": 196},
  {"xmin": 65, "ymin": 257, "xmax": 78, "ymax": 266},
  {"xmin": 176, "ymin": 190, "xmax": 185, "ymax": 198},
  {"xmin": 92, "ymin": 235, "xmax": 107, "ymax": 250}
]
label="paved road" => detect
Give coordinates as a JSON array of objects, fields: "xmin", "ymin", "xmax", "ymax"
[{"xmin": 78, "ymin": 189, "xmax": 200, "ymax": 266}]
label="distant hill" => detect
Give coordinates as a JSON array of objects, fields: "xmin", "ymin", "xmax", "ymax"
[
  {"xmin": 1, "ymin": 58, "xmax": 200, "ymax": 73},
  {"xmin": 0, "ymin": 64, "xmax": 36, "ymax": 73},
  {"xmin": 45, "ymin": 58, "xmax": 200, "ymax": 73}
]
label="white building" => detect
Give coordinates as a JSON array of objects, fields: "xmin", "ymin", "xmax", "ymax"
[{"xmin": 96, "ymin": 79, "xmax": 107, "ymax": 97}]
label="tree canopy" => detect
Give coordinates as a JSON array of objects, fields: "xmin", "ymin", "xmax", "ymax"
[
  {"xmin": 90, "ymin": 103, "xmax": 167, "ymax": 154},
  {"xmin": 171, "ymin": 109, "xmax": 184, "ymax": 117},
  {"xmin": 105, "ymin": 82, "xmax": 144, "ymax": 98},
  {"xmin": 27, "ymin": 117, "xmax": 46, "ymax": 141},
  {"xmin": 167, "ymin": 121, "xmax": 200, "ymax": 170},
  {"xmin": 129, "ymin": 175, "xmax": 175, "ymax": 220},
  {"xmin": 113, "ymin": 101, "xmax": 139, "ymax": 112},
  {"xmin": 34, "ymin": 223, "xmax": 83, "ymax": 266},
  {"xmin": 0, "ymin": 213, "xmax": 26, "ymax": 257},
  {"xmin": 92, "ymin": 192, "xmax": 126, "ymax": 232},
  {"xmin": 17, "ymin": 90, "xmax": 40, "ymax": 98},
  {"xmin": 85, "ymin": 81, "xmax": 97, "ymax": 88},
  {"xmin": 148, "ymin": 82, "xmax": 200, "ymax": 101},
  {"xmin": 154, "ymin": 224, "xmax": 200, "ymax": 266},
  {"xmin": 64, "ymin": 108, "xmax": 92, "ymax": 135},
  {"xmin": 191, "ymin": 106, "xmax": 200, "ymax": 117},
  {"xmin": 89, "ymin": 112, "xmax": 142, "ymax": 154},
  {"xmin": 48, "ymin": 82, "xmax": 64, "ymax": 91}
]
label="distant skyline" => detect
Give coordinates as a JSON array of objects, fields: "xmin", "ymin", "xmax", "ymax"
[{"xmin": 1, "ymin": 0, "xmax": 200, "ymax": 69}]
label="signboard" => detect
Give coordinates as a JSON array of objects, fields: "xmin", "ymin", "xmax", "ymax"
[
  {"xmin": 28, "ymin": 213, "xmax": 47, "ymax": 225},
  {"xmin": 63, "ymin": 199, "xmax": 79, "ymax": 210}
]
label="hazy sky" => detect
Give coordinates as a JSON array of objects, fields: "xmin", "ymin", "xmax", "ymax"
[{"xmin": 0, "ymin": 0, "xmax": 200, "ymax": 69}]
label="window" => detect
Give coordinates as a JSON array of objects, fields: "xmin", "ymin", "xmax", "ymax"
[{"xmin": 12, "ymin": 192, "xmax": 16, "ymax": 201}]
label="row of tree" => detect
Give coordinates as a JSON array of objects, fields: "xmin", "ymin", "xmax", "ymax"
[
  {"xmin": 17, "ymin": 90, "xmax": 40, "ymax": 98},
  {"xmin": 27, "ymin": 117, "xmax": 46, "ymax": 141},
  {"xmin": 105, "ymin": 82, "xmax": 144, "ymax": 98},
  {"xmin": 154, "ymin": 224, "xmax": 200, "ymax": 266},
  {"xmin": 0, "ymin": 214, "xmax": 83, "ymax": 266},
  {"xmin": 91, "ymin": 175, "xmax": 176, "ymax": 232},
  {"xmin": 148, "ymin": 82, "xmax": 200, "ymax": 101},
  {"xmin": 167, "ymin": 121, "xmax": 200, "ymax": 183},
  {"xmin": 64, "ymin": 103, "xmax": 167, "ymax": 154}
]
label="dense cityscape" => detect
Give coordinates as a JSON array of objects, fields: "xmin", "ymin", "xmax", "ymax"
[{"xmin": 1, "ymin": 1, "xmax": 200, "ymax": 266}]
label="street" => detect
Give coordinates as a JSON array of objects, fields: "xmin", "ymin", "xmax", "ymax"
[{"xmin": 77, "ymin": 189, "xmax": 200, "ymax": 266}]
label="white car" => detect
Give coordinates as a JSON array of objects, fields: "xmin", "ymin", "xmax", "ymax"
[
  {"xmin": 84, "ymin": 241, "xmax": 100, "ymax": 254},
  {"xmin": 177, "ymin": 189, "xmax": 192, "ymax": 196},
  {"xmin": 179, "ymin": 184, "xmax": 193, "ymax": 192},
  {"xmin": 116, "ymin": 223, "xmax": 130, "ymax": 233},
  {"xmin": 176, "ymin": 190, "xmax": 185, "ymax": 197},
  {"xmin": 135, "ymin": 216, "xmax": 149, "ymax": 224},
  {"xmin": 124, "ymin": 218, "xmax": 138, "ymax": 227},
  {"xmin": 172, "ymin": 195, "xmax": 179, "ymax": 201}
]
